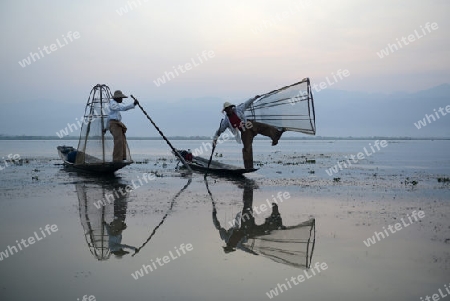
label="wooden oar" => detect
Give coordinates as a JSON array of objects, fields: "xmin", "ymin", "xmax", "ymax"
[{"xmin": 130, "ymin": 95, "xmax": 192, "ymax": 173}]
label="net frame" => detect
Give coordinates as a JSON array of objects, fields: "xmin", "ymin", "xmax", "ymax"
[
  {"xmin": 245, "ymin": 78, "xmax": 316, "ymax": 135},
  {"xmin": 242, "ymin": 218, "xmax": 316, "ymax": 268},
  {"xmin": 77, "ymin": 183, "xmax": 115, "ymax": 260},
  {"xmin": 75, "ymin": 84, "xmax": 132, "ymax": 165}
]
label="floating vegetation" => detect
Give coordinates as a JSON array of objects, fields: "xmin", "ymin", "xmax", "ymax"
[
  {"xmin": 150, "ymin": 171, "xmax": 164, "ymax": 177},
  {"xmin": 403, "ymin": 177, "xmax": 418, "ymax": 186},
  {"xmin": 135, "ymin": 159, "xmax": 150, "ymax": 164},
  {"xmin": 437, "ymin": 177, "xmax": 450, "ymax": 183}
]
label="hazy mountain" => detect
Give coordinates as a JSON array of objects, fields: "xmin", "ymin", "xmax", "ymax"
[{"xmin": 1, "ymin": 84, "xmax": 449, "ymax": 138}]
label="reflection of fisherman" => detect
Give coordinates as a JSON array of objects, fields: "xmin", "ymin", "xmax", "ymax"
[
  {"xmin": 103, "ymin": 219, "xmax": 137, "ymax": 257},
  {"xmin": 212, "ymin": 181, "xmax": 285, "ymax": 253},
  {"xmin": 102, "ymin": 184, "xmax": 137, "ymax": 257}
]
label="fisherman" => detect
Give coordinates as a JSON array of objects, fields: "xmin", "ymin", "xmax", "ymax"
[
  {"xmin": 213, "ymin": 96, "xmax": 285, "ymax": 169},
  {"xmin": 107, "ymin": 90, "xmax": 138, "ymax": 162}
]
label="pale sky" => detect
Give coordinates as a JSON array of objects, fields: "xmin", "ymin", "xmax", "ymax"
[{"xmin": 1, "ymin": 0, "xmax": 449, "ymax": 136}]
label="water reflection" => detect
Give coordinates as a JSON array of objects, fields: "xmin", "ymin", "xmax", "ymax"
[
  {"xmin": 131, "ymin": 178, "xmax": 192, "ymax": 257},
  {"xmin": 76, "ymin": 177, "xmax": 192, "ymax": 260},
  {"xmin": 76, "ymin": 178, "xmax": 137, "ymax": 260},
  {"xmin": 206, "ymin": 178, "xmax": 316, "ymax": 269}
]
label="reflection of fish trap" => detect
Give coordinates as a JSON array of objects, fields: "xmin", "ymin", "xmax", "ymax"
[
  {"xmin": 77, "ymin": 183, "xmax": 115, "ymax": 260},
  {"xmin": 242, "ymin": 218, "xmax": 316, "ymax": 268}
]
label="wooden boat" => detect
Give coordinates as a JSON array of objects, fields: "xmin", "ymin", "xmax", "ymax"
[
  {"xmin": 56, "ymin": 84, "xmax": 133, "ymax": 174},
  {"xmin": 57, "ymin": 145, "xmax": 132, "ymax": 174},
  {"xmin": 176, "ymin": 150, "xmax": 257, "ymax": 176}
]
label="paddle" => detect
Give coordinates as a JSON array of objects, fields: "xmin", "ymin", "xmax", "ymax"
[
  {"xmin": 205, "ymin": 119, "xmax": 223, "ymax": 177},
  {"xmin": 130, "ymin": 95, "xmax": 192, "ymax": 173}
]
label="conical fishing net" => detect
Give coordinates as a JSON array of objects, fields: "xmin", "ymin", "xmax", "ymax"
[
  {"xmin": 75, "ymin": 84, "xmax": 132, "ymax": 165},
  {"xmin": 245, "ymin": 78, "xmax": 316, "ymax": 135}
]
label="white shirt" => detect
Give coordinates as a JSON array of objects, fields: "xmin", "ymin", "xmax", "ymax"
[
  {"xmin": 214, "ymin": 97, "xmax": 256, "ymax": 144},
  {"xmin": 107, "ymin": 99, "xmax": 135, "ymax": 127}
]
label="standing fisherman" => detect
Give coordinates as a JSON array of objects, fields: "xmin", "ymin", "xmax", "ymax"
[
  {"xmin": 213, "ymin": 96, "xmax": 285, "ymax": 170},
  {"xmin": 107, "ymin": 90, "xmax": 138, "ymax": 162}
]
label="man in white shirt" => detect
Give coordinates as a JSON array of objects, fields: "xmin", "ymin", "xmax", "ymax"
[
  {"xmin": 107, "ymin": 90, "xmax": 138, "ymax": 162},
  {"xmin": 213, "ymin": 96, "xmax": 285, "ymax": 169}
]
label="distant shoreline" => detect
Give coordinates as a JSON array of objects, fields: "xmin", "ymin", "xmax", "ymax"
[{"xmin": 0, "ymin": 136, "xmax": 448, "ymax": 141}]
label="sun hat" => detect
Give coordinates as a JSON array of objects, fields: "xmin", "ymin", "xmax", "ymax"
[
  {"xmin": 112, "ymin": 90, "xmax": 128, "ymax": 99},
  {"xmin": 222, "ymin": 102, "xmax": 235, "ymax": 112}
]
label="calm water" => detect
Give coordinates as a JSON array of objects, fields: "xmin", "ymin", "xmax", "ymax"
[
  {"xmin": 0, "ymin": 139, "xmax": 449, "ymax": 301},
  {"xmin": 1, "ymin": 139, "xmax": 449, "ymax": 172}
]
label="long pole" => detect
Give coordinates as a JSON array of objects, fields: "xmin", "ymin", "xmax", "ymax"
[
  {"xmin": 130, "ymin": 95, "xmax": 192, "ymax": 173},
  {"xmin": 205, "ymin": 119, "xmax": 222, "ymax": 176}
]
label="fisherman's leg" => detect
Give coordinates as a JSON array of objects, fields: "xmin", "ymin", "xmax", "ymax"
[
  {"xmin": 241, "ymin": 128, "xmax": 255, "ymax": 169},
  {"xmin": 252, "ymin": 121, "xmax": 285, "ymax": 146},
  {"xmin": 110, "ymin": 122, "xmax": 124, "ymax": 162},
  {"xmin": 122, "ymin": 132, "xmax": 127, "ymax": 160}
]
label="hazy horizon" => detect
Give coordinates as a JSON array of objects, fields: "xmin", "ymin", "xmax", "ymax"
[{"xmin": 1, "ymin": 1, "xmax": 449, "ymax": 138}]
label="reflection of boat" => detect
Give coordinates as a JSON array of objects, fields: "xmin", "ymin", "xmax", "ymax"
[
  {"xmin": 206, "ymin": 178, "xmax": 316, "ymax": 269},
  {"xmin": 57, "ymin": 84, "xmax": 133, "ymax": 174},
  {"xmin": 76, "ymin": 179, "xmax": 134, "ymax": 260},
  {"xmin": 176, "ymin": 150, "xmax": 257, "ymax": 176}
]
